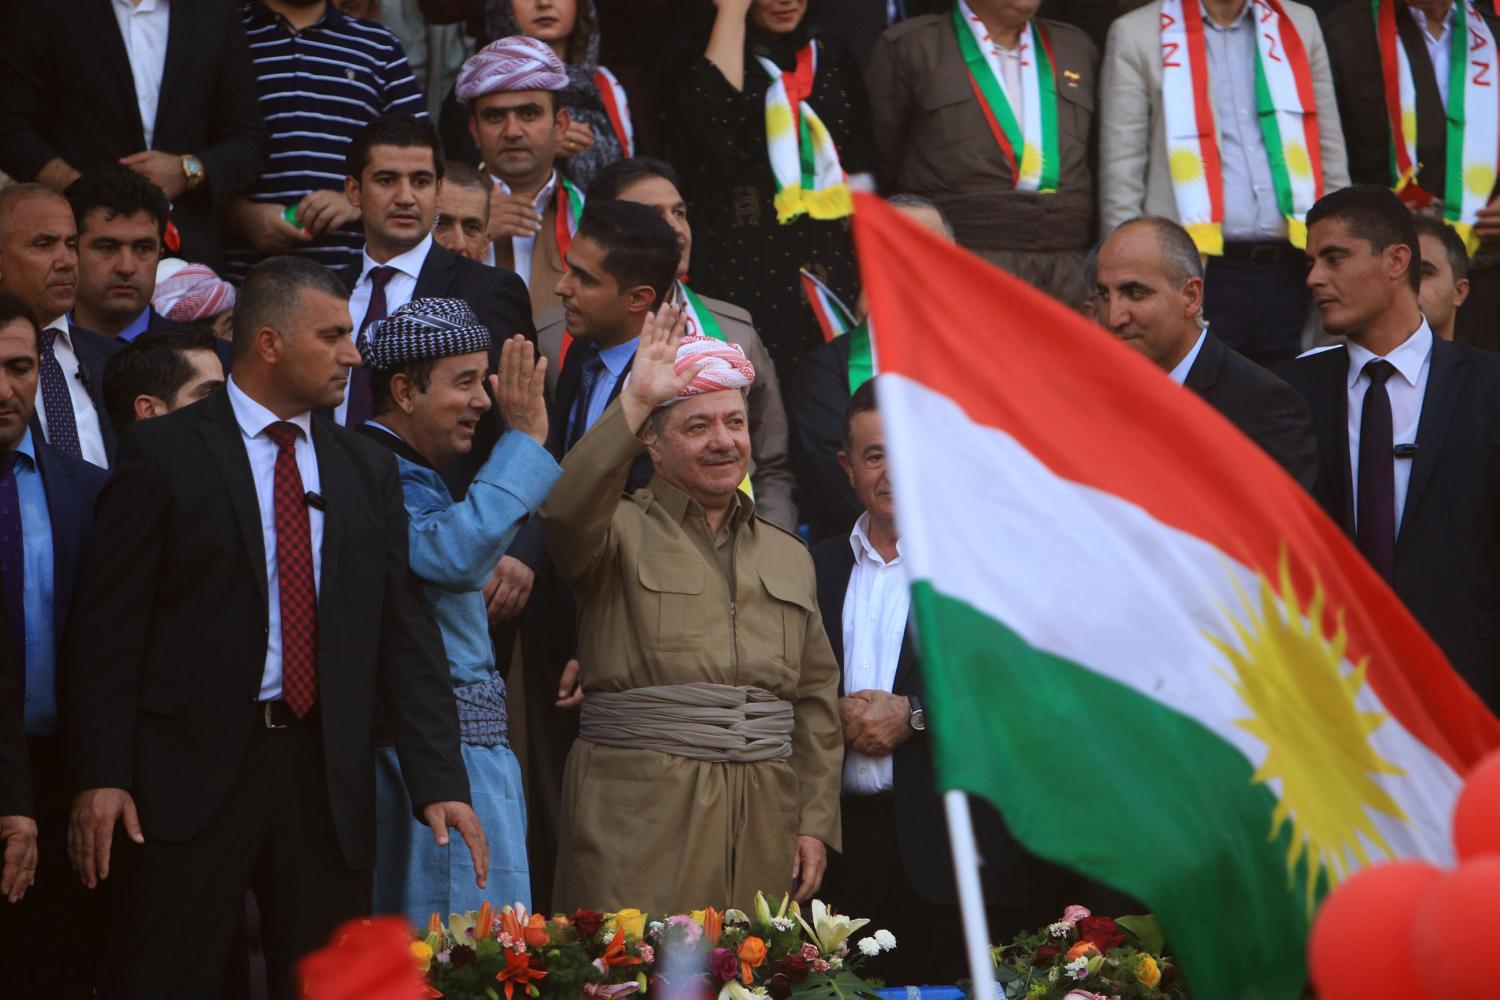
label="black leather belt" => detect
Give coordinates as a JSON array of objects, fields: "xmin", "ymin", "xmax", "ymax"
[
  {"xmin": 258, "ymin": 699, "xmax": 301, "ymax": 729},
  {"xmin": 1220, "ymin": 240, "xmax": 1302, "ymax": 265}
]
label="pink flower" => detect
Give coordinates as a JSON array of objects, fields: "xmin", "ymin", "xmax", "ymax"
[
  {"xmin": 801, "ymin": 944, "xmax": 819, "ymax": 961},
  {"xmin": 640, "ymin": 945, "xmax": 655, "ymax": 964},
  {"xmin": 1061, "ymin": 906, "xmax": 1091, "ymax": 926},
  {"xmin": 810, "ymin": 959, "xmax": 831, "ymax": 974},
  {"xmin": 1063, "ymin": 992, "xmax": 1105, "ymax": 1000}
]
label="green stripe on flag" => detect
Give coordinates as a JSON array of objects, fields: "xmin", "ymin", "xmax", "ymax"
[
  {"xmin": 1253, "ymin": 45, "xmax": 1296, "ymax": 222},
  {"xmin": 952, "ymin": 5, "xmax": 1025, "ymax": 162},
  {"xmin": 1443, "ymin": 9, "xmax": 1467, "ymax": 221},
  {"xmin": 1033, "ymin": 24, "xmax": 1060, "ymax": 193},
  {"xmin": 847, "ymin": 320, "xmax": 874, "ymax": 395},
  {"xmin": 910, "ymin": 580, "xmax": 1318, "ymax": 1000}
]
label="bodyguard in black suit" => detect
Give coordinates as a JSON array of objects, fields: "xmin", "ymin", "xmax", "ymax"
[
  {"xmin": 0, "ymin": 0, "xmax": 267, "ymax": 268},
  {"xmin": 62, "ymin": 258, "xmax": 486, "ymax": 1000},
  {"xmin": 1095, "ymin": 216, "xmax": 1318, "ymax": 489},
  {"xmin": 1281, "ymin": 186, "xmax": 1500, "ymax": 708},
  {"xmin": 0, "ymin": 295, "xmax": 109, "ymax": 999}
]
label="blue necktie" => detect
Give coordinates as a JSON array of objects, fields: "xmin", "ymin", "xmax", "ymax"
[
  {"xmin": 567, "ymin": 347, "xmax": 605, "ymax": 452},
  {"xmin": 1356, "ymin": 359, "xmax": 1397, "ymax": 580},
  {"xmin": 40, "ymin": 328, "xmax": 82, "ymax": 458},
  {"xmin": 0, "ymin": 451, "xmax": 25, "ymax": 692}
]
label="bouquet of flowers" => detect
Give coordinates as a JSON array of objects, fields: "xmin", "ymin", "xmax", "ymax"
[
  {"xmin": 987, "ymin": 905, "xmax": 1186, "ymax": 1000},
  {"xmin": 418, "ymin": 892, "xmax": 896, "ymax": 1000}
]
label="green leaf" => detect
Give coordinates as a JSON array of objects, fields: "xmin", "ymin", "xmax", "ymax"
[
  {"xmin": 789, "ymin": 970, "xmax": 881, "ymax": 1000},
  {"xmin": 1114, "ymin": 915, "xmax": 1165, "ymax": 957}
]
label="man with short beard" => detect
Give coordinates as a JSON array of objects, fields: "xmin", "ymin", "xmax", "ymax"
[
  {"xmin": 433, "ymin": 163, "xmax": 495, "ymax": 264},
  {"xmin": 65, "ymin": 169, "xmax": 177, "ymax": 343},
  {"xmin": 0, "ymin": 292, "xmax": 108, "ymax": 1000},
  {"xmin": 541, "ymin": 306, "xmax": 841, "ymax": 915}
]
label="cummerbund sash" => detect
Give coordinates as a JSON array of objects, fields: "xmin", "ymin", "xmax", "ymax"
[
  {"xmin": 375, "ymin": 674, "xmax": 509, "ymax": 749},
  {"xmin": 579, "ymin": 683, "xmax": 794, "ymax": 762}
]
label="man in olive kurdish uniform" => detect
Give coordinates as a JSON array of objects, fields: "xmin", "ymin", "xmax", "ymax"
[{"xmin": 541, "ymin": 306, "xmax": 841, "ymax": 915}]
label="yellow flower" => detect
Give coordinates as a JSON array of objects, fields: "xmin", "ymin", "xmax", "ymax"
[
  {"xmin": 411, "ymin": 939, "xmax": 434, "ymax": 975},
  {"xmin": 691, "ymin": 910, "xmax": 708, "ymax": 926},
  {"xmin": 1136, "ymin": 954, "xmax": 1162, "ymax": 988},
  {"xmin": 613, "ymin": 908, "xmax": 647, "ymax": 940}
]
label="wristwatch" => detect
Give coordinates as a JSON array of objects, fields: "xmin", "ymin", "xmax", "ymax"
[
  {"xmin": 907, "ymin": 695, "xmax": 926, "ymax": 732},
  {"xmin": 180, "ymin": 154, "xmax": 205, "ymax": 192}
]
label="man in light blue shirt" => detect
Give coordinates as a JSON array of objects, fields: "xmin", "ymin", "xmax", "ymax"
[{"xmin": 353, "ymin": 296, "xmax": 561, "ymax": 924}]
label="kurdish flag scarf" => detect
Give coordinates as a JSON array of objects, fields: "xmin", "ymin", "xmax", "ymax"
[
  {"xmin": 555, "ymin": 174, "xmax": 586, "ymax": 365},
  {"xmin": 593, "ymin": 66, "xmax": 635, "ymax": 158},
  {"xmin": 1375, "ymin": 0, "xmax": 1499, "ymax": 251},
  {"xmin": 1160, "ymin": 0, "xmax": 1324, "ymax": 254},
  {"xmin": 800, "ymin": 268, "xmax": 873, "ymax": 394},
  {"xmin": 757, "ymin": 41, "xmax": 853, "ymax": 223},
  {"xmin": 952, "ymin": 0, "xmax": 1060, "ymax": 192}
]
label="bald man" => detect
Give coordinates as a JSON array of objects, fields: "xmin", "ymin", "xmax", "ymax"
[{"xmin": 1094, "ymin": 215, "xmax": 1317, "ymax": 490}]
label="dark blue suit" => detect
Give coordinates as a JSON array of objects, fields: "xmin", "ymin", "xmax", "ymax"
[{"xmin": 0, "ymin": 436, "xmax": 107, "ymax": 1000}]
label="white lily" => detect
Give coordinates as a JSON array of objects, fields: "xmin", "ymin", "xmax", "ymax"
[
  {"xmin": 754, "ymin": 891, "xmax": 793, "ymax": 926},
  {"xmin": 794, "ymin": 900, "xmax": 870, "ymax": 955},
  {"xmin": 719, "ymin": 980, "xmax": 756, "ymax": 1000}
]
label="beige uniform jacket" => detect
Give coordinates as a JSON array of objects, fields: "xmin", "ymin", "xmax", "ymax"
[
  {"xmin": 536, "ymin": 297, "xmax": 799, "ymax": 531},
  {"xmin": 540, "ymin": 398, "xmax": 842, "ymax": 914},
  {"xmin": 1098, "ymin": 0, "xmax": 1349, "ymax": 235},
  {"xmin": 493, "ymin": 192, "xmax": 566, "ymax": 318}
]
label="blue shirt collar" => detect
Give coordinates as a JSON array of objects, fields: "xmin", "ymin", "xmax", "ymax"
[
  {"xmin": 10, "ymin": 427, "xmax": 37, "ymax": 470},
  {"xmin": 598, "ymin": 337, "xmax": 639, "ymax": 378},
  {"xmin": 118, "ymin": 308, "xmax": 152, "ymax": 343}
]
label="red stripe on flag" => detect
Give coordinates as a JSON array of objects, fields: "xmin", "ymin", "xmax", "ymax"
[
  {"xmin": 853, "ymin": 192, "xmax": 1500, "ymax": 774},
  {"xmin": 1182, "ymin": 2, "xmax": 1226, "ymax": 225},
  {"xmin": 1267, "ymin": 0, "xmax": 1325, "ymax": 196},
  {"xmin": 593, "ymin": 68, "xmax": 632, "ymax": 157}
]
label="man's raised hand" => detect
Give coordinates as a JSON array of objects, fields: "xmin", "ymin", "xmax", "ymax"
[
  {"xmin": 621, "ymin": 303, "xmax": 702, "ymax": 431},
  {"xmin": 493, "ymin": 335, "xmax": 549, "ymax": 445}
]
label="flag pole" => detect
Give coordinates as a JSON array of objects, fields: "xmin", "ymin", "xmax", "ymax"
[{"xmin": 944, "ymin": 790, "xmax": 997, "ymax": 1000}]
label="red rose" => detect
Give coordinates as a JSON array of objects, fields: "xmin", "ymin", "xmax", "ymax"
[
  {"xmin": 574, "ymin": 910, "xmax": 605, "ymax": 938},
  {"xmin": 709, "ymin": 947, "xmax": 739, "ymax": 982},
  {"xmin": 767, "ymin": 974, "xmax": 793, "ymax": 1000},
  {"xmin": 1034, "ymin": 944, "xmax": 1060, "ymax": 964},
  {"xmin": 298, "ymin": 918, "xmax": 427, "ymax": 1000},
  {"xmin": 1077, "ymin": 917, "xmax": 1125, "ymax": 953},
  {"xmin": 776, "ymin": 954, "xmax": 810, "ymax": 983}
]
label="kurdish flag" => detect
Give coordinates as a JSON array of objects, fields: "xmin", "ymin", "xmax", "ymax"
[{"xmin": 852, "ymin": 193, "xmax": 1500, "ymax": 999}]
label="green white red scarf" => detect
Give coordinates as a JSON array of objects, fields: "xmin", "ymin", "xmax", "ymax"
[
  {"xmin": 1159, "ymin": 0, "xmax": 1324, "ymax": 254},
  {"xmin": 952, "ymin": 0, "xmax": 1060, "ymax": 192},
  {"xmin": 1375, "ymin": 0, "xmax": 1499, "ymax": 252},
  {"xmin": 800, "ymin": 269, "xmax": 872, "ymax": 394},
  {"xmin": 758, "ymin": 42, "xmax": 852, "ymax": 223},
  {"xmin": 592, "ymin": 66, "xmax": 634, "ymax": 157},
  {"xmin": 555, "ymin": 174, "xmax": 586, "ymax": 365}
]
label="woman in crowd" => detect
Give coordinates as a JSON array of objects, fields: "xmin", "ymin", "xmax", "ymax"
[{"xmin": 661, "ymin": 0, "xmax": 875, "ymax": 381}]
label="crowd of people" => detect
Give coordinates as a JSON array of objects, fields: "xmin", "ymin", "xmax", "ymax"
[{"xmin": 0, "ymin": 0, "xmax": 1498, "ymax": 998}]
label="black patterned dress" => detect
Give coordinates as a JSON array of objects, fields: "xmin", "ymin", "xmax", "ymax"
[{"xmin": 662, "ymin": 32, "xmax": 875, "ymax": 382}]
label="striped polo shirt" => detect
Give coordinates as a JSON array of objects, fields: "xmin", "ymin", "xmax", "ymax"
[{"xmin": 224, "ymin": 1, "xmax": 427, "ymax": 282}]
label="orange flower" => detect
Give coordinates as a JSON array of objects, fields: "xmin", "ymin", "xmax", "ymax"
[
  {"xmin": 477, "ymin": 902, "xmax": 496, "ymax": 940},
  {"xmin": 1066, "ymin": 941, "xmax": 1100, "ymax": 961},
  {"xmin": 501, "ymin": 905, "xmax": 550, "ymax": 948},
  {"xmin": 495, "ymin": 949, "xmax": 548, "ymax": 1000},
  {"xmin": 427, "ymin": 913, "xmax": 443, "ymax": 936},
  {"xmin": 738, "ymin": 936, "xmax": 768, "ymax": 984},
  {"xmin": 703, "ymin": 907, "xmax": 724, "ymax": 947},
  {"xmin": 599, "ymin": 927, "xmax": 645, "ymax": 968}
]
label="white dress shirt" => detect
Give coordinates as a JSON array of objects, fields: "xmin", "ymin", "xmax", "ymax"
[
  {"xmin": 483, "ymin": 170, "xmax": 558, "ymax": 287},
  {"xmin": 226, "ymin": 376, "xmax": 325, "ymax": 701},
  {"xmin": 1410, "ymin": 4, "xmax": 1455, "ymax": 106},
  {"xmin": 841, "ymin": 513, "xmax": 910, "ymax": 795},
  {"xmin": 1167, "ymin": 328, "xmax": 1208, "ymax": 385},
  {"xmin": 39, "ymin": 316, "xmax": 109, "ymax": 469},
  {"xmin": 111, "ymin": 0, "xmax": 171, "ymax": 151},
  {"xmin": 1346, "ymin": 320, "xmax": 1433, "ymax": 535},
  {"xmin": 340, "ymin": 234, "xmax": 433, "ymax": 424}
]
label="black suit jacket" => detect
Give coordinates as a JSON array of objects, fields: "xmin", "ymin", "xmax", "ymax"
[
  {"xmin": 1279, "ymin": 338, "xmax": 1500, "ymax": 707},
  {"xmin": 1184, "ymin": 331, "xmax": 1319, "ymax": 492},
  {"xmin": 0, "ymin": 0, "xmax": 267, "ymax": 268},
  {"xmin": 789, "ymin": 335, "xmax": 862, "ymax": 543},
  {"xmin": 811, "ymin": 534, "xmax": 1033, "ymax": 907},
  {"xmin": 1323, "ymin": 0, "xmax": 1500, "ymax": 201},
  {"xmin": 0, "ymin": 439, "xmax": 107, "ymax": 818},
  {"xmin": 62, "ymin": 390, "xmax": 468, "ymax": 868},
  {"xmin": 546, "ymin": 339, "xmax": 655, "ymax": 491}
]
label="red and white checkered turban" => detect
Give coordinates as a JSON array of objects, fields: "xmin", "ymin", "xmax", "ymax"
[
  {"xmin": 455, "ymin": 36, "xmax": 569, "ymax": 103},
  {"xmin": 661, "ymin": 335, "xmax": 756, "ymax": 408},
  {"xmin": 152, "ymin": 260, "xmax": 235, "ymax": 323}
]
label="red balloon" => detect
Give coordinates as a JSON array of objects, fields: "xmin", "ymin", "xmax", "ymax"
[
  {"xmin": 1411, "ymin": 858, "xmax": 1500, "ymax": 999},
  {"xmin": 1452, "ymin": 749, "xmax": 1500, "ymax": 860},
  {"xmin": 1309, "ymin": 861, "xmax": 1440, "ymax": 1000}
]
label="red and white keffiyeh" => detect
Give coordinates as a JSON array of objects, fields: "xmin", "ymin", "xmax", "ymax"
[
  {"xmin": 152, "ymin": 260, "xmax": 235, "ymax": 323},
  {"xmin": 456, "ymin": 35, "xmax": 569, "ymax": 102}
]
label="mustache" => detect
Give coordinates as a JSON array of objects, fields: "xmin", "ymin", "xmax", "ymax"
[{"xmin": 701, "ymin": 448, "xmax": 741, "ymax": 464}]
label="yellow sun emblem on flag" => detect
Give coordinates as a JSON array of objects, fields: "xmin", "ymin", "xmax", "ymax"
[
  {"xmin": 1169, "ymin": 148, "xmax": 1204, "ymax": 183},
  {"xmin": 1208, "ymin": 557, "xmax": 1408, "ymax": 910}
]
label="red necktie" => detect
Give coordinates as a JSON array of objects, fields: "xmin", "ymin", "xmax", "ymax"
[{"xmin": 265, "ymin": 422, "xmax": 318, "ymax": 716}]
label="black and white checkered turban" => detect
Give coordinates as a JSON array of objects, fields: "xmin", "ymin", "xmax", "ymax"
[{"xmin": 358, "ymin": 297, "xmax": 491, "ymax": 372}]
